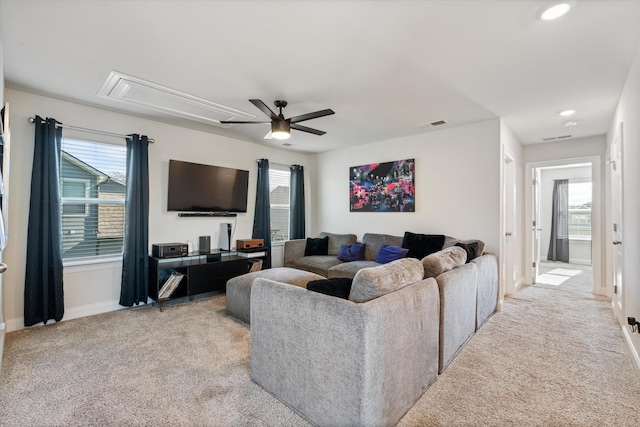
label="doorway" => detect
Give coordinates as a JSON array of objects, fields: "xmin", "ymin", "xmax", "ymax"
[
  {"xmin": 524, "ymin": 156, "xmax": 603, "ymax": 295},
  {"xmin": 535, "ymin": 166, "xmax": 593, "ymax": 292}
]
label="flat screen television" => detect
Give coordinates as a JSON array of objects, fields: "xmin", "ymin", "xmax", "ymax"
[{"xmin": 167, "ymin": 159, "xmax": 249, "ymax": 213}]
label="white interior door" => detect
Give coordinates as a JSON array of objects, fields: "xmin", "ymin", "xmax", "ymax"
[
  {"xmin": 611, "ymin": 124, "xmax": 623, "ymax": 324},
  {"xmin": 503, "ymin": 149, "xmax": 517, "ymax": 294},
  {"xmin": 532, "ymin": 168, "xmax": 541, "ymax": 283},
  {"xmin": 0, "ymin": 103, "xmax": 9, "ymax": 373}
]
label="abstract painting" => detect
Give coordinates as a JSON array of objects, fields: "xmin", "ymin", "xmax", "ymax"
[{"xmin": 349, "ymin": 158, "xmax": 415, "ymax": 212}]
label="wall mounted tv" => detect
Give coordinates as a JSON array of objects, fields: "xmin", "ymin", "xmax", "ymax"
[{"xmin": 167, "ymin": 159, "xmax": 250, "ymax": 213}]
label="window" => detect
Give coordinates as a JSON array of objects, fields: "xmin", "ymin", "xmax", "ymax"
[
  {"xmin": 269, "ymin": 164, "xmax": 290, "ymax": 242},
  {"xmin": 60, "ymin": 138, "xmax": 127, "ymax": 260},
  {"xmin": 568, "ymin": 181, "xmax": 591, "ymax": 239}
]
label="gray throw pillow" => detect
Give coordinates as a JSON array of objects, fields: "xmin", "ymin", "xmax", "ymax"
[
  {"xmin": 422, "ymin": 246, "xmax": 467, "ymax": 278},
  {"xmin": 349, "ymin": 258, "xmax": 424, "ymax": 303}
]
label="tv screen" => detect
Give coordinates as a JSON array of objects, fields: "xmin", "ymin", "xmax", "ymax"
[{"xmin": 167, "ymin": 160, "xmax": 249, "ymax": 213}]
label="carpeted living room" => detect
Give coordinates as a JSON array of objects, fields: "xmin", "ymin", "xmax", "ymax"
[{"xmin": 1, "ymin": 1, "xmax": 640, "ymax": 426}]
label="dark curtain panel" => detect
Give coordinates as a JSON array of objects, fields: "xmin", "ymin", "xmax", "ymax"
[
  {"xmin": 289, "ymin": 164, "xmax": 306, "ymax": 240},
  {"xmin": 120, "ymin": 134, "xmax": 150, "ymax": 306},
  {"xmin": 24, "ymin": 116, "xmax": 64, "ymax": 326},
  {"xmin": 547, "ymin": 179, "xmax": 570, "ymax": 262},
  {"xmin": 253, "ymin": 159, "xmax": 271, "ymax": 267}
]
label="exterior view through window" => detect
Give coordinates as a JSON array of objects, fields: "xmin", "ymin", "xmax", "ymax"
[
  {"xmin": 269, "ymin": 164, "xmax": 290, "ymax": 242},
  {"xmin": 60, "ymin": 138, "xmax": 126, "ymax": 260}
]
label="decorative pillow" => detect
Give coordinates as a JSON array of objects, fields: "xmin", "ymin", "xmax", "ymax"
[
  {"xmin": 455, "ymin": 242, "xmax": 480, "ymax": 263},
  {"xmin": 422, "ymin": 246, "xmax": 467, "ymax": 278},
  {"xmin": 304, "ymin": 236, "xmax": 329, "ymax": 256},
  {"xmin": 307, "ymin": 278, "xmax": 353, "ymax": 299},
  {"xmin": 349, "ymin": 258, "xmax": 424, "ymax": 303},
  {"xmin": 401, "ymin": 232, "xmax": 446, "ymax": 259},
  {"xmin": 375, "ymin": 244, "xmax": 409, "ymax": 264},
  {"xmin": 337, "ymin": 243, "xmax": 366, "ymax": 262}
]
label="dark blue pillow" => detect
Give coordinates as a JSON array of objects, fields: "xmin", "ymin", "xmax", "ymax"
[
  {"xmin": 304, "ymin": 236, "xmax": 329, "ymax": 256},
  {"xmin": 376, "ymin": 244, "xmax": 409, "ymax": 264},
  {"xmin": 338, "ymin": 243, "xmax": 366, "ymax": 262}
]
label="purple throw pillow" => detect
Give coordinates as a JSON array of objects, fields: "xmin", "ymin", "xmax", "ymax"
[
  {"xmin": 376, "ymin": 244, "xmax": 409, "ymax": 264},
  {"xmin": 338, "ymin": 243, "xmax": 366, "ymax": 262}
]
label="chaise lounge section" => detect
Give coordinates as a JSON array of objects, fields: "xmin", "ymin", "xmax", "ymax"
[{"xmin": 250, "ymin": 258, "xmax": 440, "ymax": 427}]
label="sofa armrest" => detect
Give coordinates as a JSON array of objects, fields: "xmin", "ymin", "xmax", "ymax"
[
  {"xmin": 250, "ymin": 277, "xmax": 440, "ymax": 427},
  {"xmin": 283, "ymin": 239, "xmax": 307, "ymax": 267}
]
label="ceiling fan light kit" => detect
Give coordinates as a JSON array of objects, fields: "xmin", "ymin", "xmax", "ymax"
[
  {"xmin": 271, "ymin": 119, "xmax": 291, "ymax": 140},
  {"xmin": 220, "ymin": 99, "xmax": 335, "ymax": 140}
]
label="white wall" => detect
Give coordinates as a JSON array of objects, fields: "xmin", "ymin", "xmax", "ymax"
[
  {"xmin": 313, "ymin": 119, "xmax": 502, "ymax": 255},
  {"xmin": 608, "ymin": 41, "xmax": 640, "ymax": 363},
  {"xmin": 4, "ymin": 89, "xmax": 313, "ymax": 331}
]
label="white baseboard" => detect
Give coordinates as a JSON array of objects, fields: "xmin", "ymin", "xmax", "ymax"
[
  {"xmin": 6, "ymin": 300, "xmax": 124, "ymax": 332},
  {"xmin": 622, "ymin": 326, "xmax": 640, "ymax": 370}
]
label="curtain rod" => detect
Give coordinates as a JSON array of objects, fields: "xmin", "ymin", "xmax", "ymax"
[{"xmin": 28, "ymin": 117, "xmax": 154, "ymax": 143}]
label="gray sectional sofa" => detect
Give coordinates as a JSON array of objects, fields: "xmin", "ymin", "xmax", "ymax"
[
  {"xmin": 250, "ymin": 258, "xmax": 440, "ymax": 427},
  {"xmin": 227, "ymin": 231, "xmax": 499, "ymax": 426}
]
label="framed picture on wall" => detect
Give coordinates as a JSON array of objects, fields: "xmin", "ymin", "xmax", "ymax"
[{"xmin": 349, "ymin": 158, "xmax": 415, "ymax": 212}]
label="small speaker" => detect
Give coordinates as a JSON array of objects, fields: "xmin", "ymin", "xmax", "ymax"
[
  {"xmin": 199, "ymin": 236, "xmax": 211, "ymax": 254},
  {"xmin": 219, "ymin": 223, "xmax": 232, "ymax": 251}
]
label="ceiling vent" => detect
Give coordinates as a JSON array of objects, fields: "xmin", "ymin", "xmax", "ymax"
[
  {"xmin": 417, "ymin": 119, "xmax": 448, "ymax": 129},
  {"xmin": 541, "ymin": 134, "xmax": 572, "ymax": 142},
  {"xmin": 97, "ymin": 71, "xmax": 256, "ymax": 128}
]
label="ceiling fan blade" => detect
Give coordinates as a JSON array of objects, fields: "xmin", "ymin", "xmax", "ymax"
[
  {"xmin": 291, "ymin": 123, "xmax": 326, "ymax": 136},
  {"xmin": 219, "ymin": 120, "xmax": 270, "ymax": 124},
  {"xmin": 289, "ymin": 109, "xmax": 335, "ymax": 124},
  {"xmin": 249, "ymin": 99, "xmax": 279, "ymax": 120}
]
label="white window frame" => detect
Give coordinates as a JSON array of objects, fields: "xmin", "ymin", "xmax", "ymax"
[
  {"xmin": 61, "ymin": 177, "xmax": 90, "ymax": 217},
  {"xmin": 269, "ymin": 163, "xmax": 291, "ymax": 242},
  {"xmin": 60, "ymin": 138, "xmax": 127, "ymax": 263}
]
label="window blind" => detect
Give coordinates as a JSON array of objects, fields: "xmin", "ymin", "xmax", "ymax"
[
  {"xmin": 269, "ymin": 163, "xmax": 290, "ymax": 241},
  {"xmin": 60, "ymin": 138, "xmax": 127, "ymax": 260}
]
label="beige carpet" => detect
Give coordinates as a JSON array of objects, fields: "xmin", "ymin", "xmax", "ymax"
[{"xmin": 1, "ymin": 280, "xmax": 639, "ymax": 426}]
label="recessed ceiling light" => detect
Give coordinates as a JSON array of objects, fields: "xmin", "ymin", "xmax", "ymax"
[
  {"xmin": 540, "ymin": 3, "xmax": 572, "ymax": 21},
  {"xmin": 564, "ymin": 120, "xmax": 578, "ymax": 127},
  {"xmin": 559, "ymin": 109, "xmax": 575, "ymax": 117}
]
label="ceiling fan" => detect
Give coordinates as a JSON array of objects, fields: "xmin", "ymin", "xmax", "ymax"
[{"xmin": 220, "ymin": 99, "xmax": 335, "ymax": 140}]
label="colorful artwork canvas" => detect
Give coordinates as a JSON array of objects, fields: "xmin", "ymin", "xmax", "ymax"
[{"xmin": 349, "ymin": 158, "xmax": 415, "ymax": 212}]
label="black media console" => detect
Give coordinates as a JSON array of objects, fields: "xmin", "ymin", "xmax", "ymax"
[{"xmin": 148, "ymin": 248, "xmax": 269, "ymax": 307}]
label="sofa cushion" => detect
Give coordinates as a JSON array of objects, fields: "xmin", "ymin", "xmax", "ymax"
[
  {"xmin": 362, "ymin": 233, "xmax": 403, "ymax": 261},
  {"xmin": 327, "ymin": 260, "xmax": 381, "ymax": 279},
  {"xmin": 401, "ymin": 232, "xmax": 445, "ymax": 259},
  {"xmin": 306, "ymin": 277, "xmax": 353, "ymax": 299},
  {"xmin": 455, "ymin": 242, "xmax": 480, "ymax": 263},
  {"xmin": 305, "ymin": 236, "xmax": 329, "ymax": 256},
  {"xmin": 422, "ymin": 246, "xmax": 467, "ymax": 278},
  {"xmin": 319, "ymin": 232, "xmax": 358, "ymax": 256},
  {"xmin": 290, "ymin": 255, "xmax": 344, "ymax": 277},
  {"xmin": 376, "ymin": 244, "xmax": 409, "ymax": 264},
  {"xmin": 337, "ymin": 243, "xmax": 366, "ymax": 262},
  {"xmin": 349, "ymin": 257, "xmax": 424, "ymax": 303}
]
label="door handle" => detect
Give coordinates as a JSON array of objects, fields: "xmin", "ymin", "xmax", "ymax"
[
  {"xmin": 0, "ymin": 263, "xmax": 7, "ymax": 273},
  {"xmin": 613, "ymin": 241, "xmax": 622, "ymax": 245},
  {"xmin": 505, "ymin": 232, "xmax": 512, "ymax": 236}
]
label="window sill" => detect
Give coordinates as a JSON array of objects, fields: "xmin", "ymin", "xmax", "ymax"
[
  {"xmin": 569, "ymin": 236, "xmax": 592, "ymax": 242},
  {"xmin": 63, "ymin": 255, "xmax": 123, "ymax": 269}
]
